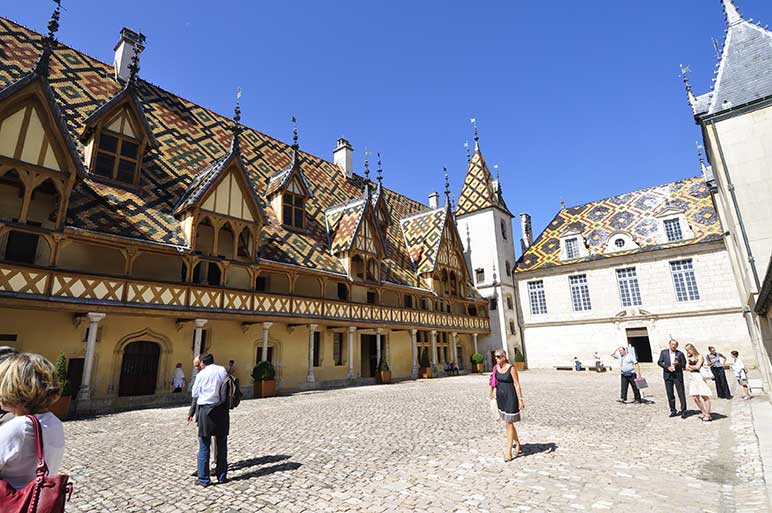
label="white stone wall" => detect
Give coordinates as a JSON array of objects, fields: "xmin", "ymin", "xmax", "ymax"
[{"xmin": 516, "ymin": 245, "xmax": 755, "ymax": 368}]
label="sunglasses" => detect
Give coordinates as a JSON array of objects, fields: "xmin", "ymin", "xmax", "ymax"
[{"xmin": 494, "ymin": 354, "xmax": 504, "ymax": 359}]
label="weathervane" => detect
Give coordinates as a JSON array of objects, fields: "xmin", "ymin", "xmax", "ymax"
[
  {"xmin": 470, "ymin": 117, "xmax": 479, "ymax": 147},
  {"xmin": 464, "ymin": 140, "xmax": 470, "ymax": 163},
  {"xmin": 443, "ymin": 166, "xmax": 451, "ymax": 206},
  {"xmin": 364, "ymin": 148, "xmax": 371, "ymax": 180},
  {"xmin": 291, "ymin": 115, "xmax": 298, "ymax": 148},
  {"xmin": 679, "ymin": 64, "xmax": 697, "ymax": 108}
]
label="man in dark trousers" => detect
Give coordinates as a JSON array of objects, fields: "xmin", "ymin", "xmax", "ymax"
[
  {"xmin": 657, "ymin": 339, "xmax": 687, "ymax": 418},
  {"xmin": 187, "ymin": 353, "xmax": 229, "ymax": 487}
]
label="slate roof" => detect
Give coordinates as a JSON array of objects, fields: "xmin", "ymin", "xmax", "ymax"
[
  {"xmin": 695, "ymin": 1, "xmax": 772, "ymax": 117},
  {"xmin": 516, "ymin": 177, "xmax": 723, "ymax": 272},
  {"xmin": 0, "ymin": 16, "xmax": 447, "ymax": 288},
  {"xmin": 455, "ymin": 146, "xmax": 512, "ymax": 217}
]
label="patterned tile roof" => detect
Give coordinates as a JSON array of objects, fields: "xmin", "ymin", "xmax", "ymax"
[
  {"xmin": 516, "ymin": 177, "xmax": 723, "ymax": 272},
  {"xmin": 264, "ymin": 149, "xmax": 314, "ymax": 198},
  {"xmin": 82, "ymin": 82, "xmax": 159, "ymax": 148},
  {"xmin": 455, "ymin": 147, "xmax": 512, "ymax": 217},
  {"xmin": 400, "ymin": 207, "xmax": 448, "ymax": 275},
  {"xmin": 0, "ymin": 17, "xmax": 431, "ymax": 287},
  {"xmin": 696, "ymin": 4, "xmax": 772, "ymax": 117},
  {"xmin": 325, "ymin": 198, "xmax": 367, "ymax": 254}
]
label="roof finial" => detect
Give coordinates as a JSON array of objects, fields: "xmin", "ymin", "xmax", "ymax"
[
  {"xmin": 560, "ymin": 198, "xmax": 566, "ymax": 210},
  {"xmin": 712, "ymin": 37, "xmax": 722, "ymax": 61},
  {"xmin": 679, "ymin": 64, "xmax": 697, "ymax": 113},
  {"xmin": 376, "ymin": 152, "xmax": 383, "ymax": 185},
  {"xmin": 722, "ymin": 0, "xmax": 743, "ymax": 26},
  {"xmin": 229, "ymin": 87, "xmax": 243, "ymax": 152},
  {"xmin": 291, "ymin": 115, "xmax": 298, "ymax": 149},
  {"xmin": 443, "ymin": 166, "xmax": 451, "ymax": 207},
  {"xmin": 233, "ymin": 87, "xmax": 242, "ymax": 124},
  {"xmin": 470, "ymin": 117, "xmax": 479, "ymax": 149},
  {"xmin": 35, "ymin": 0, "xmax": 62, "ymax": 76},
  {"xmin": 127, "ymin": 41, "xmax": 142, "ymax": 87},
  {"xmin": 493, "ymin": 164, "xmax": 502, "ymax": 193},
  {"xmin": 464, "ymin": 140, "xmax": 471, "ymax": 163},
  {"xmin": 364, "ymin": 148, "xmax": 371, "ymax": 181}
]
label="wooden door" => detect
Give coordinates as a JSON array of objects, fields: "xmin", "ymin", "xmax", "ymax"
[{"xmin": 119, "ymin": 341, "xmax": 160, "ymax": 397}]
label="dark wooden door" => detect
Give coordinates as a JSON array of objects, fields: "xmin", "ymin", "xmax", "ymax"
[
  {"xmin": 360, "ymin": 335, "xmax": 377, "ymax": 378},
  {"xmin": 66, "ymin": 357, "xmax": 84, "ymax": 397},
  {"xmin": 119, "ymin": 341, "xmax": 160, "ymax": 397}
]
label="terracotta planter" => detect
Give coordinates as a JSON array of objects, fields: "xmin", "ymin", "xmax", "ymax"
[
  {"xmin": 419, "ymin": 367, "xmax": 432, "ymax": 379},
  {"xmin": 515, "ymin": 362, "xmax": 526, "ymax": 371},
  {"xmin": 253, "ymin": 380, "xmax": 275, "ymax": 398},
  {"xmin": 49, "ymin": 395, "xmax": 72, "ymax": 420},
  {"xmin": 474, "ymin": 363, "xmax": 484, "ymax": 373}
]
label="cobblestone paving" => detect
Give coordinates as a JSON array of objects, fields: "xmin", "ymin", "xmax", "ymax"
[{"xmin": 61, "ymin": 371, "xmax": 772, "ymax": 513}]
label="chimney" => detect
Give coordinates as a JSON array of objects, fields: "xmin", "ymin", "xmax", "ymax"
[
  {"xmin": 333, "ymin": 137, "xmax": 354, "ymax": 179},
  {"xmin": 520, "ymin": 213, "xmax": 533, "ymax": 252},
  {"xmin": 113, "ymin": 27, "xmax": 145, "ymax": 83},
  {"xmin": 428, "ymin": 192, "xmax": 439, "ymax": 209}
]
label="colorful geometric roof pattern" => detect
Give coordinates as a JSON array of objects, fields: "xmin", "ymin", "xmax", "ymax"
[
  {"xmin": 81, "ymin": 81, "xmax": 159, "ymax": 148},
  {"xmin": 325, "ymin": 198, "xmax": 367, "ymax": 254},
  {"xmin": 455, "ymin": 147, "xmax": 512, "ymax": 217},
  {"xmin": 400, "ymin": 207, "xmax": 448, "ymax": 275},
  {"xmin": 516, "ymin": 177, "xmax": 723, "ymax": 272},
  {"xmin": 0, "ymin": 17, "xmax": 435, "ymax": 287},
  {"xmin": 264, "ymin": 149, "xmax": 313, "ymax": 198}
]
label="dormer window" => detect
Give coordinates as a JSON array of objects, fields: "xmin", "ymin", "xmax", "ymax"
[
  {"xmin": 282, "ymin": 191, "xmax": 305, "ymax": 229},
  {"xmin": 93, "ymin": 129, "xmax": 141, "ymax": 184},
  {"xmin": 664, "ymin": 218, "xmax": 683, "ymax": 242},
  {"xmin": 565, "ymin": 238, "xmax": 580, "ymax": 259},
  {"xmin": 614, "ymin": 238, "xmax": 625, "ymax": 248}
]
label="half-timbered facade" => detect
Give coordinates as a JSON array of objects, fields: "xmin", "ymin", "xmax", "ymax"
[{"xmin": 0, "ymin": 13, "xmax": 489, "ymax": 412}]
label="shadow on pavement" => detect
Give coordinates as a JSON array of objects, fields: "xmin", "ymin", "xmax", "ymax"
[
  {"xmin": 520, "ymin": 442, "xmax": 557, "ymax": 456},
  {"xmin": 228, "ymin": 454, "xmax": 290, "ymax": 471},
  {"xmin": 229, "ymin": 461, "xmax": 303, "ymax": 482}
]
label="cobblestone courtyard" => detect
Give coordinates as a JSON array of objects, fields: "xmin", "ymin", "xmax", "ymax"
[{"xmin": 62, "ymin": 371, "xmax": 771, "ymax": 513}]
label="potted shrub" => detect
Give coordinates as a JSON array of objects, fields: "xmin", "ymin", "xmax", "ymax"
[
  {"xmin": 471, "ymin": 352, "xmax": 484, "ymax": 373},
  {"xmin": 251, "ymin": 360, "xmax": 276, "ymax": 398},
  {"xmin": 376, "ymin": 358, "xmax": 391, "ymax": 384},
  {"xmin": 514, "ymin": 348, "xmax": 526, "ymax": 371},
  {"xmin": 49, "ymin": 352, "xmax": 72, "ymax": 420},
  {"xmin": 419, "ymin": 348, "xmax": 432, "ymax": 379}
]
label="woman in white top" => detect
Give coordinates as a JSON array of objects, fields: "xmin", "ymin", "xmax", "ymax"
[
  {"xmin": 684, "ymin": 344, "xmax": 713, "ymax": 422},
  {"xmin": 0, "ymin": 353, "xmax": 65, "ymax": 490}
]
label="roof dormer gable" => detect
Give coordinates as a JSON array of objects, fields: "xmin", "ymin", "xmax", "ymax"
[
  {"xmin": 264, "ymin": 149, "xmax": 313, "ymax": 200},
  {"xmin": 80, "ymin": 84, "xmax": 158, "ymax": 149}
]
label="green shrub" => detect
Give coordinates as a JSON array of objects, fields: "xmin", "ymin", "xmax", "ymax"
[
  {"xmin": 419, "ymin": 348, "xmax": 430, "ymax": 368},
  {"xmin": 251, "ymin": 360, "xmax": 276, "ymax": 381},
  {"xmin": 514, "ymin": 348, "xmax": 525, "ymax": 362},
  {"xmin": 54, "ymin": 352, "xmax": 71, "ymax": 397},
  {"xmin": 377, "ymin": 359, "xmax": 390, "ymax": 372},
  {"xmin": 471, "ymin": 352, "xmax": 484, "ymax": 364}
]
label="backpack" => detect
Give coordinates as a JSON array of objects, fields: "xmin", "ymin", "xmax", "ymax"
[{"xmin": 220, "ymin": 374, "xmax": 242, "ymax": 409}]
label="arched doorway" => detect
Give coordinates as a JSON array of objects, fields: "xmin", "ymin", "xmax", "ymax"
[{"xmin": 119, "ymin": 341, "xmax": 160, "ymax": 397}]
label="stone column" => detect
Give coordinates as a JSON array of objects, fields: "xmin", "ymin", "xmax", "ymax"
[
  {"xmin": 451, "ymin": 332, "xmax": 459, "ymax": 367},
  {"xmin": 307, "ymin": 324, "xmax": 318, "ymax": 383},
  {"xmin": 430, "ymin": 330, "xmax": 438, "ymax": 373},
  {"xmin": 347, "ymin": 327, "xmax": 357, "ymax": 379},
  {"xmin": 261, "ymin": 322, "xmax": 272, "ymax": 362},
  {"xmin": 77, "ymin": 312, "xmax": 105, "ymax": 401},
  {"xmin": 410, "ymin": 329, "xmax": 419, "ymax": 379},
  {"xmin": 473, "ymin": 333, "xmax": 478, "ymax": 355},
  {"xmin": 375, "ymin": 328, "xmax": 383, "ymax": 364},
  {"xmin": 190, "ymin": 319, "xmax": 208, "ymax": 387}
]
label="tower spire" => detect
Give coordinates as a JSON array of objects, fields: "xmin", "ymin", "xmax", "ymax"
[
  {"xmin": 470, "ymin": 117, "xmax": 479, "ymax": 150},
  {"xmin": 679, "ymin": 64, "xmax": 697, "ymax": 113},
  {"xmin": 722, "ymin": 0, "xmax": 743, "ymax": 26},
  {"xmin": 376, "ymin": 152, "xmax": 383, "ymax": 185},
  {"xmin": 35, "ymin": 0, "xmax": 62, "ymax": 77}
]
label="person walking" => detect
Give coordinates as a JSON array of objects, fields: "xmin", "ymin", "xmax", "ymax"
[
  {"xmin": 730, "ymin": 351, "xmax": 751, "ymax": 399},
  {"xmin": 706, "ymin": 347, "xmax": 732, "ymax": 399},
  {"xmin": 611, "ymin": 346, "xmax": 643, "ymax": 404},
  {"xmin": 488, "ymin": 351, "xmax": 524, "ymax": 462},
  {"xmin": 657, "ymin": 339, "xmax": 688, "ymax": 418},
  {"xmin": 187, "ymin": 353, "xmax": 229, "ymax": 487},
  {"xmin": 0, "ymin": 353, "xmax": 65, "ymax": 490},
  {"xmin": 593, "ymin": 351, "xmax": 602, "ymax": 372},
  {"xmin": 684, "ymin": 344, "xmax": 713, "ymax": 422},
  {"xmin": 0, "ymin": 346, "xmax": 18, "ymax": 427},
  {"xmin": 172, "ymin": 363, "xmax": 186, "ymax": 393}
]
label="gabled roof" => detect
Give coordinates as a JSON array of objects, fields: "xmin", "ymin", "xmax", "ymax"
[
  {"xmin": 81, "ymin": 82, "xmax": 159, "ymax": 148},
  {"xmin": 400, "ymin": 206, "xmax": 448, "ymax": 275},
  {"xmin": 325, "ymin": 198, "xmax": 367, "ymax": 254},
  {"xmin": 695, "ymin": 0, "xmax": 772, "ymax": 117},
  {"xmin": 173, "ymin": 137, "xmax": 267, "ymax": 224},
  {"xmin": 0, "ymin": 54, "xmax": 86, "ymax": 179},
  {"xmin": 264, "ymin": 148, "xmax": 313, "ymax": 198},
  {"xmin": 455, "ymin": 147, "xmax": 512, "ymax": 217},
  {"xmin": 516, "ymin": 177, "xmax": 723, "ymax": 272}
]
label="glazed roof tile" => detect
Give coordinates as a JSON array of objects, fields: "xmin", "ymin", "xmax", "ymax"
[
  {"xmin": 516, "ymin": 177, "xmax": 723, "ymax": 272},
  {"xmin": 455, "ymin": 148, "xmax": 512, "ymax": 217}
]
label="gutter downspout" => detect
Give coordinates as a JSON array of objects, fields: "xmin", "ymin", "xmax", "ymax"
[{"xmin": 709, "ymin": 122, "xmax": 762, "ymax": 291}]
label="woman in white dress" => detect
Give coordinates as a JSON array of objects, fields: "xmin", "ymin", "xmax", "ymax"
[{"xmin": 684, "ymin": 344, "xmax": 712, "ymax": 422}]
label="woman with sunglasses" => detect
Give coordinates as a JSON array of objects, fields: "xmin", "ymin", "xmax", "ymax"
[{"xmin": 489, "ymin": 351, "xmax": 524, "ymax": 461}]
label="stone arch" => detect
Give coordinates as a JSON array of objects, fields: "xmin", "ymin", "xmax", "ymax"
[
  {"xmin": 253, "ymin": 335, "xmax": 284, "ymax": 384},
  {"xmin": 110, "ymin": 328, "xmax": 172, "ymax": 397}
]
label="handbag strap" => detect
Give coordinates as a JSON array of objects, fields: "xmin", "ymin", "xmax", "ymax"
[{"xmin": 26, "ymin": 414, "xmax": 49, "ymax": 478}]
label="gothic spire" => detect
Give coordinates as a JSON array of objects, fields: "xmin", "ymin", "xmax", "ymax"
[
  {"xmin": 35, "ymin": 0, "xmax": 62, "ymax": 77},
  {"xmin": 722, "ymin": 0, "xmax": 743, "ymax": 26},
  {"xmin": 291, "ymin": 115, "xmax": 298, "ymax": 150},
  {"xmin": 376, "ymin": 152, "xmax": 383, "ymax": 185},
  {"xmin": 470, "ymin": 117, "xmax": 479, "ymax": 150},
  {"xmin": 364, "ymin": 149, "xmax": 371, "ymax": 181},
  {"xmin": 230, "ymin": 87, "xmax": 243, "ymax": 153},
  {"xmin": 443, "ymin": 166, "xmax": 451, "ymax": 207}
]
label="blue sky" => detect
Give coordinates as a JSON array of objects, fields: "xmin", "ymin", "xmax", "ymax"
[{"xmin": 7, "ymin": 1, "xmax": 772, "ymax": 250}]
